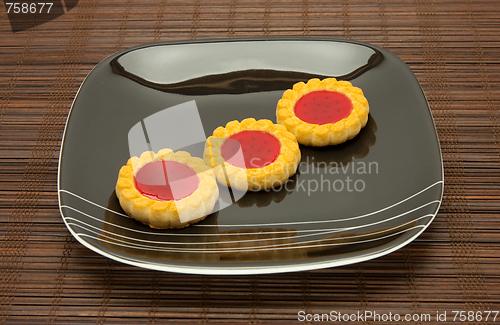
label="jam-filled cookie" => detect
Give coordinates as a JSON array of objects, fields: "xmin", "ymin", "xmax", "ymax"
[
  {"xmin": 276, "ymin": 78, "xmax": 369, "ymax": 146},
  {"xmin": 115, "ymin": 149, "xmax": 219, "ymax": 229},
  {"xmin": 204, "ymin": 118, "xmax": 300, "ymax": 191}
]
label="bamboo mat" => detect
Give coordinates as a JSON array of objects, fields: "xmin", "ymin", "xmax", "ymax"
[{"xmin": 0, "ymin": 0, "xmax": 499, "ymax": 323}]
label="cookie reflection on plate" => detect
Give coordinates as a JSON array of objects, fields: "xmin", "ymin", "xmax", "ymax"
[
  {"xmin": 99, "ymin": 191, "xmax": 220, "ymax": 263},
  {"xmin": 217, "ymin": 228, "xmax": 307, "ymax": 262},
  {"xmin": 306, "ymin": 219, "xmax": 420, "ymax": 258},
  {"xmin": 231, "ymin": 170, "xmax": 300, "ymax": 208},
  {"xmin": 216, "ymin": 219, "xmax": 420, "ymax": 262},
  {"xmin": 300, "ymin": 115, "xmax": 377, "ymax": 167}
]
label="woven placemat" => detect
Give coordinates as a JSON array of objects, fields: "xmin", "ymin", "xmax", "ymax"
[{"xmin": 0, "ymin": 0, "xmax": 499, "ymax": 323}]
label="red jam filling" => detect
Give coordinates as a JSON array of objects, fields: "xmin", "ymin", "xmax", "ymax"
[
  {"xmin": 134, "ymin": 161, "xmax": 199, "ymax": 201},
  {"xmin": 221, "ymin": 130, "xmax": 281, "ymax": 169},
  {"xmin": 294, "ymin": 90, "xmax": 353, "ymax": 125}
]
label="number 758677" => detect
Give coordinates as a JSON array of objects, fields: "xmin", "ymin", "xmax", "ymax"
[{"xmin": 5, "ymin": 2, "xmax": 54, "ymax": 14}]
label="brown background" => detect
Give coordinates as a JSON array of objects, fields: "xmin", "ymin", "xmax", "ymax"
[{"xmin": 0, "ymin": 0, "xmax": 499, "ymax": 323}]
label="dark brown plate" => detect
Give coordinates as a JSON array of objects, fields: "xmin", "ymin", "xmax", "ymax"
[{"xmin": 58, "ymin": 38, "xmax": 443, "ymax": 274}]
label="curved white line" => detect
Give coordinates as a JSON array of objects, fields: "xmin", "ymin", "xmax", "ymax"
[
  {"xmin": 76, "ymin": 225, "xmax": 425, "ymax": 254},
  {"xmin": 61, "ymin": 199, "xmax": 438, "ymax": 238},
  {"xmin": 66, "ymin": 213, "xmax": 432, "ymax": 248},
  {"xmin": 59, "ymin": 190, "xmax": 131, "ymax": 219},
  {"xmin": 59, "ymin": 180, "xmax": 442, "ymax": 227}
]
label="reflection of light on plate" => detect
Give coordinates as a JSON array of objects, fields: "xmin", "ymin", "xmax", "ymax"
[
  {"xmin": 113, "ymin": 42, "xmax": 380, "ymax": 85},
  {"xmin": 110, "ymin": 41, "xmax": 383, "ymax": 95}
]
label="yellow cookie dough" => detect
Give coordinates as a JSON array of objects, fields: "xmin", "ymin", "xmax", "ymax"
[
  {"xmin": 277, "ymin": 78, "xmax": 369, "ymax": 146},
  {"xmin": 204, "ymin": 118, "xmax": 301, "ymax": 191},
  {"xmin": 115, "ymin": 148, "xmax": 219, "ymax": 229}
]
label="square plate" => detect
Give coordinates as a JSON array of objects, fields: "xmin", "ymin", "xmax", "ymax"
[{"xmin": 58, "ymin": 38, "xmax": 443, "ymax": 275}]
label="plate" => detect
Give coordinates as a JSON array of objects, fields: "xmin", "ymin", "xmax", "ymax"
[{"xmin": 58, "ymin": 38, "xmax": 443, "ymax": 275}]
